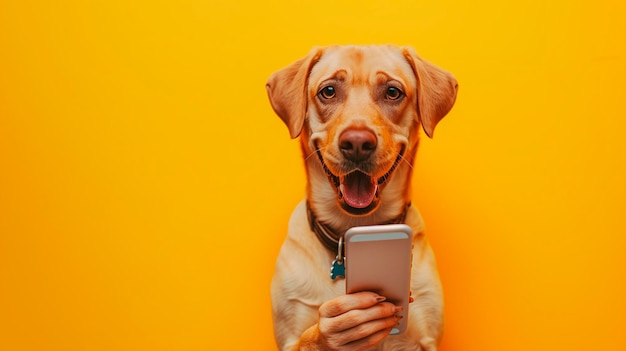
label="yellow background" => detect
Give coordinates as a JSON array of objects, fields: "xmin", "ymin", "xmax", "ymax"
[{"xmin": 1, "ymin": 0, "xmax": 624, "ymax": 350}]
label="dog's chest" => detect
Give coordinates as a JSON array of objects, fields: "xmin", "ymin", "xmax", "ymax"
[{"xmin": 306, "ymin": 251, "xmax": 347, "ymax": 304}]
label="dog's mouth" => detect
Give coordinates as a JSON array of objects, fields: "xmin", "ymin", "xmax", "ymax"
[
  {"xmin": 315, "ymin": 145, "xmax": 405, "ymax": 216},
  {"xmin": 340, "ymin": 171, "xmax": 377, "ymax": 210}
]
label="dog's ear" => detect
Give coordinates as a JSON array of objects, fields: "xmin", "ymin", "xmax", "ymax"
[
  {"xmin": 403, "ymin": 47, "xmax": 458, "ymax": 138},
  {"xmin": 266, "ymin": 48, "xmax": 325, "ymax": 139}
]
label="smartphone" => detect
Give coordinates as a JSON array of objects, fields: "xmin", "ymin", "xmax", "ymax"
[{"xmin": 344, "ymin": 224, "xmax": 412, "ymax": 335}]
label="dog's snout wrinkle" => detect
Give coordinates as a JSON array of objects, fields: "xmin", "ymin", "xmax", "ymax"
[{"xmin": 338, "ymin": 128, "xmax": 377, "ymax": 162}]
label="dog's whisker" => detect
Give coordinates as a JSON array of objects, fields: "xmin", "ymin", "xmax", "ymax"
[
  {"xmin": 304, "ymin": 151, "xmax": 317, "ymax": 162},
  {"xmin": 304, "ymin": 151, "xmax": 318, "ymax": 162},
  {"xmin": 399, "ymin": 154, "xmax": 415, "ymax": 170},
  {"xmin": 305, "ymin": 146, "xmax": 328, "ymax": 163}
]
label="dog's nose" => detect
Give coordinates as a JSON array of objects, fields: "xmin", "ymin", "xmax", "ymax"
[{"xmin": 339, "ymin": 128, "xmax": 377, "ymax": 162}]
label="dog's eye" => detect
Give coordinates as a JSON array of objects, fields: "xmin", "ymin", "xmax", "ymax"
[
  {"xmin": 385, "ymin": 87, "xmax": 403, "ymax": 100},
  {"xmin": 319, "ymin": 86, "xmax": 336, "ymax": 99}
]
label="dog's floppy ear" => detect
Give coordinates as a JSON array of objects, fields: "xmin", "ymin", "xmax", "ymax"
[
  {"xmin": 403, "ymin": 47, "xmax": 458, "ymax": 138},
  {"xmin": 266, "ymin": 48, "xmax": 325, "ymax": 139}
]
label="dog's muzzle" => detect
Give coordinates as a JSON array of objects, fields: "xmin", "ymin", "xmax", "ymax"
[{"xmin": 315, "ymin": 143, "xmax": 405, "ymax": 216}]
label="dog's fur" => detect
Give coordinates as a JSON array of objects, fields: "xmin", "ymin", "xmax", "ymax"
[{"xmin": 266, "ymin": 45, "xmax": 458, "ymax": 351}]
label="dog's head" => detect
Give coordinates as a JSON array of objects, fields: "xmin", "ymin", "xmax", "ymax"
[{"xmin": 267, "ymin": 45, "xmax": 457, "ymax": 218}]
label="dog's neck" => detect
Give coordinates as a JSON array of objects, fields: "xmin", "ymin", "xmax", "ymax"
[{"xmin": 306, "ymin": 201, "xmax": 411, "ymax": 254}]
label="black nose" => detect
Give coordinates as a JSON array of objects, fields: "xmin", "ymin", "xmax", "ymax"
[{"xmin": 339, "ymin": 128, "xmax": 377, "ymax": 162}]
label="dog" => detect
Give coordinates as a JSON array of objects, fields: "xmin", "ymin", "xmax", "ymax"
[{"xmin": 266, "ymin": 45, "xmax": 458, "ymax": 351}]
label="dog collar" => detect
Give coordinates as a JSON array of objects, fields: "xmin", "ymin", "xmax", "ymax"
[{"xmin": 305, "ymin": 201, "xmax": 411, "ymax": 254}]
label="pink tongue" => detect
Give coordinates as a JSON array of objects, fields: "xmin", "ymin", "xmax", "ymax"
[{"xmin": 342, "ymin": 172, "xmax": 377, "ymax": 209}]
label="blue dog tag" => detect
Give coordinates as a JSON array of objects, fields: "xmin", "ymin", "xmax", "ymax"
[
  {"xmin": 330, "ymin": 236, "xmax": 345, "ymax": 280},
  {"xmin": 330, "ymin": 256, "xmax": 345, "ymax": 280}
]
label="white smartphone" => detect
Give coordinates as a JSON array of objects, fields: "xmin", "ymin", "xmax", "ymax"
[{"xmin": 344, "ymin": 224, "xmax": 412, "ymax": 335}]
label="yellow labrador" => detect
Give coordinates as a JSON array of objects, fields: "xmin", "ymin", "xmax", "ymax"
[{"xmin": 266, "ymin": 45, "xmax": 458, "ymax": 351}]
